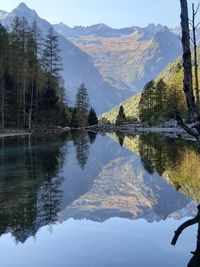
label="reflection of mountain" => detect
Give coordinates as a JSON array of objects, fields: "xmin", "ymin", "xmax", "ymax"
[
  {"xmin": 0, "ymin": 133, "xmax": 197, "ymax": 243},
  {"xmin": 59, "ymin": 137, "xmax": 195, "ymax": 223}
]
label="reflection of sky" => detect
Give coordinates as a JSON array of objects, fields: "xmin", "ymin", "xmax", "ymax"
[
  {"xmin": 0, "ymin": 218, "xmax": 197, "ymax": 267},
  {"xmin": 0, "ymin": 133, "xmax": 198, "ymax": 266}
]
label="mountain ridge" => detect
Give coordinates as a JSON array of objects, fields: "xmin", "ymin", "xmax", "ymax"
[
  {"xmin": 54, "ymin": 21, "xmax": 182, "ymax": 93},
  {"xmin": 0, "ymin": 2, "xmax": 130, "ymax": 114}
]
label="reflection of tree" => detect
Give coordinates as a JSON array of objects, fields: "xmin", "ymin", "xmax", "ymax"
[
  {"xmin": 72, "ymin": 131, "xmax": 90, "ymax": 169},
  {"xmin": 115, "ymin": 131, "xmax": 125, "ymax": 147},
  {"xmin": 137, "ymin": 134, "xmax": 200, "ymax": 201},
  {"xmin": 0, "ymin": 135, "xmax": 67, "ymax": 243},
  {"xmin": 39, "ymin": 176, "xmax": 63, "ymax": 225},
  {"xmin": 88, "ymin": 131, "xmax": 97, "ymax": 144},
  {"xmin": 171, "ymin": 205, "xmax": 200, "ymax": 267},
  {"xmin": 138, "ymin": 134, "xmax": 185, "ymax": 176}
]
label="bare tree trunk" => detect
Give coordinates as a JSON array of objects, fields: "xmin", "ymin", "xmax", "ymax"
[
  {"xmin": 1, "ymin": 79, "xmax": 4, "ymax": 131},
  {"xmin": 180, "ymin": 0, "xmax": 199, "ymax": 122},
  {"xmin": 192, "ymin": 3, "xmax": 200, "ymax": 111},
  {"xmin": 29, "ymin": 80, "xmax": 34, "ymax": 132}
]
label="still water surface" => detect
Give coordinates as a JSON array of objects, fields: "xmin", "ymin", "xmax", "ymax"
[{"xmin": 0, "ymin": 132, "xmax": 199, "ymax": 267}]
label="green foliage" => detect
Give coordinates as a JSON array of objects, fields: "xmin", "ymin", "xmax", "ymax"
[
  {"xmin": 70, "ymin": 84, "xmax": 98, "ymax": 128},
  {"xmin": 99, "ymin": 117, "xmax": 111, "ymax": 125},
  {"xmin": 0, "ymin": 19, "xmax": 69, "ymax": 130},
  {"xmin": 115, "ymin": 105, "xmax": 126, "ymax": 125},
  {"xmin": 139, "ymin": 80, "xmax": 155, "ymax": 122},
  {"xmin": 88, "ymin": 108, "xmax": 98, "ymax": 126},
  {"xmin": 100, "ymin": 93, "xmax": 141, "ymax": 124},
  {"xmin": 137, "ymin": 134, "xmax": 200, "ymax": 201},
  {"xmin": 74, "ymin": 83, "xmax": 89, "ymax": 127},
  {"xmin": 138, "ymin": 79, "xmax": 174, "ymax": 125}
]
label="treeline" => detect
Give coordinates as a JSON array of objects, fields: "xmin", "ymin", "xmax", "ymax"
[
  {"xmin": 0, "ymin": 17, "xmax": 69, "ymax": 130},
  {"xmin": 0, "ymin": 17, "xmax": 98, "ymax": 131},
  {"xmin": 139, "ymin": 78, "xmax": 186, "ymax": 125}
]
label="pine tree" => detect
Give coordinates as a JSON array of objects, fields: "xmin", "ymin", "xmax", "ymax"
[
  {"xmin": 43, "ymin": 27, "xmax": 62, "ymax": 77},
  {"xmin": 115, "ymin": 105, "xmax": 126, "ymax": 125},
  {"xmin": 0, "ymin": 19, "xmax": 69, "ymax": 129},
  {"xmin": 75, "ymin": 83, "xmax": 89, "ymax": 127},
  {"xmin": 154, "ymin": 79, "xmax": 168, "ymax": 113},
  {"xmin": 139, "ymin": 80, "xmax": 155, "ymax": 122},
  {"xmin": 70, "ymin": 108, "xmax": 78, "ymax": 128},
  {"xmin": 88, "ymin": 108, "xmax": 98, "ymax": 125},
  {"xmin": 42, "ymin": 27, "xmax": 63, "ymax": 127}
]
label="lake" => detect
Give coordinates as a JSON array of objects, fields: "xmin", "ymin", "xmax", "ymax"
[{"xmin": 0, "ymin": 132, "xmax": 199, "ymax": 267}]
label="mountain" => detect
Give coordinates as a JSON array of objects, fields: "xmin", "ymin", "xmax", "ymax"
[
  {"xmin": 54, "ymin": 22, "xmax": 182, "ymax": 93},
  {"xmin": 0, "ymin": 3, "xmax": 130, "ymax": 114},
  {"xmin": 0, "ymin": 10, "xmax": 8, "ymax": 19},
  {"xmin": 54, "ymin": 22, "xmax": 164, "ymax": 39},
  {"xmin": 100, "ymin": 46, "xmax": 200, "ymax": 123},
  {"xmin": 99, "ymin": 93, "xmax": 141, "ymax": 123}
]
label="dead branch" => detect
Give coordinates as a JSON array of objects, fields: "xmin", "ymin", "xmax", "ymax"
[
  {"xmin": 171, "ymin": 205, "xmax": 200, "ymax": 246},
  {"xmin": 171, "ymin": 217, "xmax": 198, "ymax": 246},
  {"xmin": 173, "ymin": 105, "xmax": 199, "ymax": 139}
]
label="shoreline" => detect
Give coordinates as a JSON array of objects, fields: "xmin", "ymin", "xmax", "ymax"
[
  {"xmin": 86, "ymin": 124, "xmax": 196, "ymax": 141},
  {"xmin": 0, "ymin": 125, "xmax": 195, "ymax": 141},
  {"xmin": 0, "ymin": 132, "xmax": 31, "ymax": 138}
]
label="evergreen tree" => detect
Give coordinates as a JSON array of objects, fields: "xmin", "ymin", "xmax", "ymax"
[
  {"xmin": 88, "ymin": 108, "xmax": 98, "ymax": 125},
  {"xmin": 41, "ymin": 27, "xmax": 65, "ymax": 127},
  {"xmin": 115, "ymin": 105, "xmax": 126, "ymax": 125},
  {"xmin": 0, "ymin": 19, "xmax": 69, "ymax": 129},
  {"xmin": 139, "ymin": 80, "xmax": 155, "ymax": 122},
  {"xmin": 70, "ymin": 108, "xmax": 78, "ymax": 128},
  {"xmin": 154, "ymin": 78, "xmax": 168, "ymax": 113},
  {"xmin": 75, "ymin": 83, "xmax": 89, "ymax": 127},
  {"xmin": 43, "ymin": 27, "xmax": 62, "ymax": 77}
]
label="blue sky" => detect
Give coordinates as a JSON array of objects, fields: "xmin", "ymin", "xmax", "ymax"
[{"xmin": 0, "ymin": 0, "xmax": 199, "ymax": 28}]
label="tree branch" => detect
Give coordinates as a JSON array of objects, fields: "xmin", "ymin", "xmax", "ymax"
[
  {"xmin": 173, "ymin": 106, "xmax": 199, "ymax": 139},
  {"xmin": 171, "ymin": 205, "xmax": 200, "ymax": 246},
  {"xmin": 171, "ymin": 217, "xmax": 198, "ymax": 246}
]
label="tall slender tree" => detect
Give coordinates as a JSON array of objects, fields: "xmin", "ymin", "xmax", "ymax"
[
  {"xmin": 75, "ymin": 83, "xmax": 89, "ymax": 127},
  {"xmin": 115, "ymin": 105, "xmax": 126, "ymax": 125},
  {"xmin": 0, "ymin": 25, "xmax": 9, "ymax": 130}
]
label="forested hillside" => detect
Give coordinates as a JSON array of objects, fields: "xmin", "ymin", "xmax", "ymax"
[{"xmin": 100, "ymin": 50, "xmax": 200, "ymax": 125}]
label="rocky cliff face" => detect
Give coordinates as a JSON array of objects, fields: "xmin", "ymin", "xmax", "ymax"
[{"xmin": 54, "ymin": 22, "xmax": 182, "ymax": 93}]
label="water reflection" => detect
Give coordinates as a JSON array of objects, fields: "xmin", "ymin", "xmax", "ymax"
[
  {"xmin": 115, "ymin": 131, "xmax": 125, "ymax": 146},
  {"xmin": 133, "ymin": 134, "xmax": 200, "ymax": 202},
  {"xmin": 0, "ymin": 131, "xmax": 199, "ymax": 245}
]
